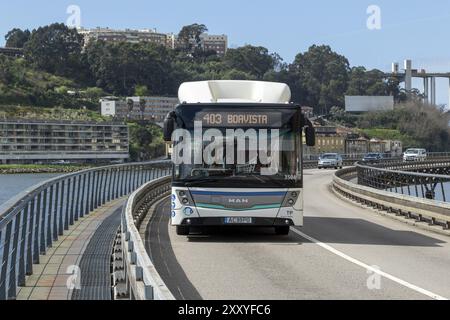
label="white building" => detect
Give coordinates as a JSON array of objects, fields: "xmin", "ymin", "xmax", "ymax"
[
  {"xmin": 77, "ymin": 28, "xmax": 228, "ymax": 55},
  {"xmin": 101, "ymin": 96, "xmax": 179, "ymax": 125},
  {"xmin": 78, "ymin": 27, "xmax": 176, "ymax": 49}
]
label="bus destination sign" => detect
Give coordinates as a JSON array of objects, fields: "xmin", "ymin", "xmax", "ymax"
[{"xmin": 195, "ymin": 111, "xmax": 283, "ymax": 128}]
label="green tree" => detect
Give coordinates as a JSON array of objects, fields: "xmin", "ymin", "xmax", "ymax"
[
  {"xmin": 5, "ymin": 28, "xmax": 31, "ymax": 48},
  {"xmin": 128, "ymin": 122, "xmax": 165, "ymax": 161},
  {"xmin": 86, "ymin": 41, "xmax": 174, "ymax": 95},
  {"xmin": 177, "ymin": 23, "xmax": 208, "ymax": 52},
  {"xmin": 84, "ymin": 87, "xmax": 104, "ymax": 99},
  {"xmin": 289, "ymin": 45, "xmax": 350, "ymax": 114},
  {"xmin": 346, "ymin": 67, "xmax": 390, "ymax": 96},
  {"xmin": 223, "ymin": 45, "xmax": 277, "ymax": 79},
  {"xmin": 357, "ymin": 102, "xmax": 450, "ymax": 151},
  {"xmin": 24, "ymin": 23, "xmax": 84, "ymax": 77},
  {"xmin": 221, "ymin": 69, "xmax": 255, "ymax": 80},
  {"xmin": 134, "ymin": 85, "xmax": 150, "ymax": 96}
]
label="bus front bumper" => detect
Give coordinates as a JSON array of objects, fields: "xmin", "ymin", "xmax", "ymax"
[{"xmin": 178, "ymin": 217, "xmax": 295, "ymax": 227}]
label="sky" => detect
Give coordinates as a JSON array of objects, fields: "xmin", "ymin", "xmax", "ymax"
[{"xmin": 1, "ymin": 0, "xmax": 450, "ymax": 106}]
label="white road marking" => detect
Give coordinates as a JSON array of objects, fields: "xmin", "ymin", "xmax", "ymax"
[{"xmin": 290, "ymin": 227, "xmax": 448, "ymax": 300}]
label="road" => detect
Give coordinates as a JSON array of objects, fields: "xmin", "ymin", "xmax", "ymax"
[{"xmin": 145, "ymin": 169, "xmax": 450, "ymax": 300}]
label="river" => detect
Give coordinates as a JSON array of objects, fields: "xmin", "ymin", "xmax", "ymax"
[
  {"xmin": 0, "ymin": 173, "xmax": 61, "ymax": 206},
  {"xmin": 396, "ymin": 182, "xmax": 450, "ymax": 202}
]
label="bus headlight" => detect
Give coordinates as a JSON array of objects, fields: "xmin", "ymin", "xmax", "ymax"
[
  {"xmin": 176, "ymin": 190, "xmax": 194, "ymax": 206},
  {"xmin": 282, "ymin": 191, "xmax": 300, "ymax": 207}
]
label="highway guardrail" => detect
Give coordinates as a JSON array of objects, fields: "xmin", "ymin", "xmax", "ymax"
[
  {"xmin": 333, "ymin": 166, "xmax": 450, "ymax": 231},
  {"xmin": 119, "ymin": 176, "xmax": 174, "ymax": 300}
]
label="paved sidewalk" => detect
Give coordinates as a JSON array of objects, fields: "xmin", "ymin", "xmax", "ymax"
[{"xmin": 16, "ymin": 198, "xmax": 126, "ymax": 300}]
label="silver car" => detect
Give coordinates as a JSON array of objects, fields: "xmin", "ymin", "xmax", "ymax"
[
  {"xmin": 318, "ymin": 153, "xmax": 343, "ymax": 169},
  {"xmin": 403, "ymin": 148, "xmax": 427, "ymax": 162}
]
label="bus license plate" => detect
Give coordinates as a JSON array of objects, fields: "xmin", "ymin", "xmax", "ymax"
[{"xmin": 224, "ymin": 217, "xmax": 253, "ymax": 224}]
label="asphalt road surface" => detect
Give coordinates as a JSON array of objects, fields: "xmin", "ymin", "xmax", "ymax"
[{"xmin": 145, "ymin": 169, "xmax": 450, "ymax": 300}]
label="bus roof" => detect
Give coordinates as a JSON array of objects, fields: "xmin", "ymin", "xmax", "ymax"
[{"xmin": 178, "ymin": 80, "xmax": 291, "ymax": 104}]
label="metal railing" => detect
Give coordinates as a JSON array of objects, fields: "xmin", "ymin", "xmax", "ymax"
[
  {"xmin": 357, "ymin": 160, "xmax": 450, "ymax": 201},
  {"xmin": 333, "ymin": 167, "xmax": 450, "ymax": 230},
  {"xmin": 303, "ymin": 152, "xmax": 398, "ymax": 161},
  {"xmin": 120, "ymin": 176, "xmax": 174, "ymax": 300},
  {"xmin": 304, "ymin": 152, "xmax": 450, "ymax": 163},
  {"xmin": 0, "ymin": 160, "xmax": 171, "ymax": 300}
]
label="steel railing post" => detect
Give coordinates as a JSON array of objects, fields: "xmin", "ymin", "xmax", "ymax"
[
  {"xmin": 40, "ymin": 188, "xmax": 48, "ymax": 254},
  {"xmin": 53, "ymin": 182, "xmax": 59, "ymax": 241},
  {"xmin": 7, "ymin": 212, "xmax": 21, "ymax": 299},
  {"xmin": 64, "ymin": 179, "xmax": 71, "ymax": 230},
  {"xmin": 0, "ymin": 221, "xmax": 13, "ymax": 300},
  {"xmin": 46, "ymin": 185, "xmax": 53, "ymax": 247},
  {"xmin": 17, "ymin": 204, "xmax": 29, "ymax": 287},
  {"xmin": 34, "ymin": 192, "xmax": 42, "ymax": 261},
  {"xmin": 59, "ymin": 181, "xmax": 65, "ymax": 235},
  {"xmin": 69, "ymin": 178, "xmax": 75, "ymax": 226}
]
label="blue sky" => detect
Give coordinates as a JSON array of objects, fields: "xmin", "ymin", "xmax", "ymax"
[{"xmin": 1, "ymin": 0, "xmax": 450, "ymax": 105}]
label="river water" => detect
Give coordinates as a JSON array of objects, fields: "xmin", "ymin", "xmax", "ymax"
[
  {"xmin": 0, "ymin": 173, "xmax": 61, "ymax": 206},
  {"xmin": 396, "ymin": 182, "xmax": 450, "ymax": 202}
]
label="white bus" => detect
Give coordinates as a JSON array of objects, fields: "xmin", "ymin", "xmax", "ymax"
[{"xmin": 163, "ymin": 81, "xmax": 315, "ymax": 236}]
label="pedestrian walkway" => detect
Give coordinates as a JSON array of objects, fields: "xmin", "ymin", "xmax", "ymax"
[{"xmin": 16, "ymin": 198, "xmax": 126, "ymax": 300}]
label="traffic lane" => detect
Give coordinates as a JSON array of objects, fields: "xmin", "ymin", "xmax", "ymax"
[
  {"xmin": 145, "ymin": 198, "xmax": 202, "ymax": 300},
  {"xmin": 301, "ymin": 168, "xmax": 450, "ymax": 299},
  {"xmin": 166, "ymin": 210, "xmax": 427, "ymax": 300}
]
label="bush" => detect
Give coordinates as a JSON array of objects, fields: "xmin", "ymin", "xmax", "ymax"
[{"xmin": 357, "ymin": 102, "xmax": 450, "ymax": 151}]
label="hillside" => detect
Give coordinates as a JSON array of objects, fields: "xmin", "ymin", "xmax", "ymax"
[
  {"xmin": 0, "ymin": 56, "xmax": 102, "ymax": 110},
  {"xmin": 0, "ymin": 105, "xmax": 106, "ymax": 122}
]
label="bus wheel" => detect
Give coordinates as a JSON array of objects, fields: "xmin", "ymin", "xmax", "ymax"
[
  {"xmin": 275, "ymin": 226, "xmax": 290, "ymax": 235},
  {"xmin": 176, "ymin": 225, "xmax": 190, "ymax": 236}
]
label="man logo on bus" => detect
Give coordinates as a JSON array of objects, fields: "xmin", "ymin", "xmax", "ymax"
[
  {"xmin": 172, "ymin": 121, "xmax": 280, "ymax": 176},
  {"xmin": 228, "ymin": 198, "xmax": 249, "ymax": 204}
]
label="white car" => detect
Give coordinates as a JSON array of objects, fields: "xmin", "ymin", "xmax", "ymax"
[
  {"xmin": 403, "ymin": 148, "xmax": 427, "ymax": 161},
  {"xmin": 318, "ymin": 153, "xmax": 343, "ymax": 169}
]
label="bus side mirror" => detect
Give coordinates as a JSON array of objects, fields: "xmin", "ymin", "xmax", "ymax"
[
  {"xmin": 163, "ymin": 112, "xmax": 176, "ymax": 142},
  {"xmin": 305, "ymin": 126, "xmax": 315, "ymax": 147}
]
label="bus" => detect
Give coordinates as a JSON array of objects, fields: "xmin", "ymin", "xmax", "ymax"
[{"xmin": 163, "ymin": 80, "xmax": 315, "ymax": 236}]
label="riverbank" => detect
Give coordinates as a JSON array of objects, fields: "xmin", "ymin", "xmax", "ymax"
[{"xmin": 0, "ymin": 164, "xmax": 91, "ymax": 174}]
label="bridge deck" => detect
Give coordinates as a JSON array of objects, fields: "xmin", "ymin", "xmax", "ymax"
[
  {"xmin": 147, "ymin": 169, "xmax": 450, "ymax": 300},
  {"xmin": 16, "ymin": 199, "xmax": 125, "ymax": 300}
]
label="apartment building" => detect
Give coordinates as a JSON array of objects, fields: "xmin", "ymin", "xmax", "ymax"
[
  {"xmin": 77, "ymin": 28, "xmax": 228, "ymax": 55},
  {"xmin": 303, "ymin": 126, "xmax": 345, "ymax": 158},
  {"xmin": 199, "ymin": 33, "xmax": 228, "ymax": 56},
  {"xmin": 78, "ymin": 27, "xmax": 176, "ymax": 49},
  {"xmin": 100, "ymin": 96, "xmax": 179, "ymax": 124},
  {"xmin": 0, "ymin": 120, "xmax": 129, "ymax": 164}
]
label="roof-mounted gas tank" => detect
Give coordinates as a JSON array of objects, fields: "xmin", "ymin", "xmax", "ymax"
[{"xmin": 178, "ymin": 80, "xmax": 291, "ymax": 104}]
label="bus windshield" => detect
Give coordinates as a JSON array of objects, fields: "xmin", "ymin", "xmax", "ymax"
[{"xmin": 171, "ymin": 105, "xmax": 302, "ymax": 188}]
